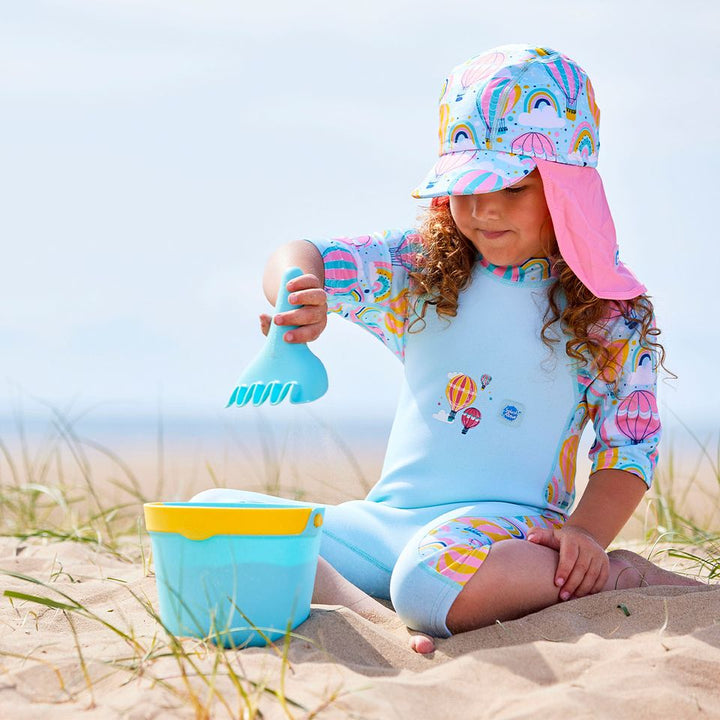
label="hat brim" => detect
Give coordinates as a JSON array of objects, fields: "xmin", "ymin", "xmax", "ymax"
[
  {"xmin": 412, "ymin": 149, "xmax": 537, "ymax": 198},
  {"xmin": 534, "ymin": 158, "xmax": 646, "ymax": 300}
]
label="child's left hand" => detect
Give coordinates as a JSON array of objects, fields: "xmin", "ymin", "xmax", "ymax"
[{"xmin": 526, "ymin": 525, "xmax": 609, "ymax": 601}]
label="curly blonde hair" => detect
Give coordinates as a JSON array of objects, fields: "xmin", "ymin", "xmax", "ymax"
[{"xmin": 406, "ymin": 196, "xmax": 670, "ymax": 386}]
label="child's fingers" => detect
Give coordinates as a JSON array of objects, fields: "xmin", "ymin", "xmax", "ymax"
[
  {"xmin": 285, "ymin": 273, "xmax": 323, "ymax": 293},
  {"xmin": 274, "ymin": 305, "xmax": 327, "ymax": 329},
  {"xmin": 555, "ymin": 543, "xmax": 580, "ymax": 595},
  {"xmin": 280, "ymin": 321, "xmax": 326, "ymax": 344},
  {"xmin": 527, "ymin": 527, "xmax": 560, "ymax": 550},
  {"xmin": 571, "ymin": 558, "xmax": 603, "ymax": 598},
  {"xmin": 590, "ymin": 560, "xmax": 610, "ymax": 595},
  {"xmin": 287, "ymin": 288, "xmax": 327, "ymax": 308},
  {"xmin": 259, "ymin": 314, "xmax": 271, "ymax": 336},
  {"xmin": 558, "ymin": 552, "xmax": 591, "ymax": 600}
]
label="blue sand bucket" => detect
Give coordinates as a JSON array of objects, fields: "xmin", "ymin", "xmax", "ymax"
[{"xmin": 144, "ymin": 502, "xmax": 325, "ymax": 648}]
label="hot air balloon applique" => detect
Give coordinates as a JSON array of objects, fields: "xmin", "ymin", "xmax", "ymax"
[
  {"xmin": 460, "ymin": 407, "xmax": 481, "ymax": 435},
  {"xmin": 480, "ymin": 374, "xmax": 492, "ymax": 391},
  {"xmin": 445, "ymin": 373, "xmax": 478, "ymax": 422}
]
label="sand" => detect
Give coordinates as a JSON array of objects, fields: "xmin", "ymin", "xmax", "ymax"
[
  {"xmin": 1, "ymin": 423, "xmax": 719, "ymax": 718},
  {"xmin": 1, "ymin": 535, "xmax": 719, "ymax": 719}
]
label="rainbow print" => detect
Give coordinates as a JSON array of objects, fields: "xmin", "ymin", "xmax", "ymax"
[
  {"xmin": 350, "ymin": 306, "xmax": 385, "ymax": 343},
  {"xmin": 545, "ymin": 476, "xmax": 560, "ymax": 504},
  {"xmin": 449, "ymin": 122, "xmax": 480, "ymax": 149},
  {"xmin": 418, "ymin": 514, "xmax": 566, "ymax": 586},
  {"xmin": 592, "ymin": 446, "xmax": 620, "ymax": 472},
  {"xmin": 372, "ymin": 265, "xmax": 392, "ymax": 302},
  {"xmin": 479, "ymin": 256, "xmax": 552, "ymax": 282},
  {"xmin": 384, "ymin": 289, "xmax": 408, "ymax": 341},
  {"xmin": 569, "ymin": 122, "xmax": 597, "ymax": 164},
  {"xmin": 632, "ymin": 348, "xmax": 653, "ymax": 372},
  {"xmin": 523, "ymin": 88, "xmax": 562, "ymax": 116},
  {"xmin": 586, "ymin": 76, "xmax": 601, "ymax": 125}
]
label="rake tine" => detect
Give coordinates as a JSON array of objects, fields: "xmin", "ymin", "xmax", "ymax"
[
  {"xmin": 226, "ymin": 386, "xmax": 240, "ymax": 407},
  {"xmin": 268, "ymin": 382, "xmax": 294, "ymax": 405}
]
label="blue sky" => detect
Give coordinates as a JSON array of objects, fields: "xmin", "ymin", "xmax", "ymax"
[{"xmin": 2, "ymin": 0, "xmax": 718, "ymax": 437}]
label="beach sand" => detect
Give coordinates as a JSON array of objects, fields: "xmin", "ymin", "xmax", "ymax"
[
  {"xmin": 1, "ymin": 536, "xmax": 719, "ymax": 719},
  {"xmin": 1, "ymin": 428, "xmax": 719, "ymax": 718}
]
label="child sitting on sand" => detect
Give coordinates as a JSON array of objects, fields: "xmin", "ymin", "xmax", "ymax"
[{"xmin": 195, "ymin": 44, "xmax": 704, "ymax": 654}]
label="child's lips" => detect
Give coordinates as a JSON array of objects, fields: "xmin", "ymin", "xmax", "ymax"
[{"xmin": 481, "ymin": 230, "xmax": 507, "ymax": 239}]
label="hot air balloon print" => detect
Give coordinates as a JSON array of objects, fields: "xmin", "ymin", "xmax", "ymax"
[
  {"xmin": 476, "ymin": 73, "xmax": 514, "ymax": 147},
  {"xmin": 616, "ymin": 390, "xmax": 660, "ymax": 444},
  {"xmin": 480, "ymin": 374, "xmax": 492, "ymax": 390},
  {"xmin": 546, "ymin": 433, "xmax": 580, "ymax": 509},
  {"xmin": 542, "ymin": 54, "xmax": 583, "ymax": 120},
  {"xmin": 511, "ymin": 131, "xmax": 556, "ymax": 159},
  {"xmin": 434, "ymin": 149, "xmax": 477, "ymax": 176},
  {"xmin": 448, "ymin": 170, "xmax": 504, "ymax": 195},
  {"xmin": 459, "ymin": 51, "xmax": 505, "ymax": 95},
  {"xmin": 461, "ymin": 407, "xmax": 481, "ymax": 435},
  {"xmin": 322, "ymin": 247, "xmax": 363, "ymax": 302},
  {"xmin": 445, "ymin": 374, "xmax": 477, "ymax": 421},
  {"xmin": 390, "ymin": 233, "xmax": 424, "ymax": 271}
]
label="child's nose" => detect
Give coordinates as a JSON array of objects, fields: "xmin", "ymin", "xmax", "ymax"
[{"xmin": 470, "ymin": 195, "xmax": 501, "ymax": 221}]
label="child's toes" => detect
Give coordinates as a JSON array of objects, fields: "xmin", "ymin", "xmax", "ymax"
[{"xmin": 409, "ymin": 632, "xmax": 435, "ymax": 654}]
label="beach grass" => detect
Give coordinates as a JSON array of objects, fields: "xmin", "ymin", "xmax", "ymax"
[
  {"xmin": 0, "ymin": 408, "xmax": 357, "ymax": 718},
  {"xmin": 1, "ymin": 406, "xmax": 718, "ymax": 716}
]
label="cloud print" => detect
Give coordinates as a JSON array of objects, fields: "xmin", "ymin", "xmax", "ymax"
[{"xmin": 517, "ymin": 105, "xmax": 565, "ymax": 128}]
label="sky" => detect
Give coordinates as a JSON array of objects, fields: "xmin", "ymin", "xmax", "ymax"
[{"xmin": 2, "ymin": 0, "xmax": 719, "ymax": 442}]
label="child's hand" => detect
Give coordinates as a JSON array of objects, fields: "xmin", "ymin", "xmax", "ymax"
[
  {"xmin": 526, "ymin": 525, "xmax": 609, "ymax": 601},
  {"xmin": 259, "ymin": 273, "xmax": 328, "ymax": 343}
]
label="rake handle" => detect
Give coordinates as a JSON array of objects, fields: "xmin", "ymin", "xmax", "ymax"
[{"xmin": 266, "ymin": 266, "xmax": 303, "ymax": 355}]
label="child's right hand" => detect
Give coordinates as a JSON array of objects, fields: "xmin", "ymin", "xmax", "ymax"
[{"xmin": 259, "ymin": 273, "xmax": 328, "ymax": 343}]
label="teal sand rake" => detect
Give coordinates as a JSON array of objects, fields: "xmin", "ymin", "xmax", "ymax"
[{"xmin": 227, "ymin": 267, "xmax": 329, "ymax": 407}]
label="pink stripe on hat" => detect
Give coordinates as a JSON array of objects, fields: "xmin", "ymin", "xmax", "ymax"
[{"xmin": 534, "ymin": 159, "xmax": 646, "ymax": 300}]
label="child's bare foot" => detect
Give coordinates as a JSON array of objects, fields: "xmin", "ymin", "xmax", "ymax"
[
  {"xmin": 409, "ymin": 631, "xmax": 436, "ymax": 654},
  {"xmin": 608, "ymin": 549, "xmax": 707, "ymax": 588}
]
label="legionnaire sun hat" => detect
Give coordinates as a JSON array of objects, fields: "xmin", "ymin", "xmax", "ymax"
[{"xmin": 411, "ymin": 44, "xmax": 646, "ymax": 300}]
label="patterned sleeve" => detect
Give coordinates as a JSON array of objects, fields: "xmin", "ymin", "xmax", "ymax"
[
  {"xmin": 303, "ymin": 228, "xmax": 424, "ymax": 362},
  {"xmin": 581, "ymin": 306, "xmax": 661, "ymax": 489}
]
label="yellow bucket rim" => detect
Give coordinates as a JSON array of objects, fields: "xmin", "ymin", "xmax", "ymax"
[{"xmin": 144, "ymin": 502, "xmax": 324, "ymax": 541}]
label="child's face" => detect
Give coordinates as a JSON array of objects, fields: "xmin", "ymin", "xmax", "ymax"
[{"xmin": 448, "ymin": 169, "xmax": 556, "ymax": 266}]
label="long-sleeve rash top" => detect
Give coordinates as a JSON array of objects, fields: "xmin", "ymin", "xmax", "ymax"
[{"xmin": 306, "ymin": 228, "xmax": 660, "ymax": 518}]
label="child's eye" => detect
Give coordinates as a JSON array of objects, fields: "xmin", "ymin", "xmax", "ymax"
[{"xmin": 505, "ymin": 186, "xmax": 526, "ymax": 194}]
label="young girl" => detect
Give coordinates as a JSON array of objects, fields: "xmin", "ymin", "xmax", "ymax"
[{"xmin": 195, "ymin": 44, "xmax": 705, "ymax": 654}]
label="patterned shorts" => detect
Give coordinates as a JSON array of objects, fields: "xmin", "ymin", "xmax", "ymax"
[{"xmin": 417, "ymin": 513, "xmax": 565, "ymax": 587}]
